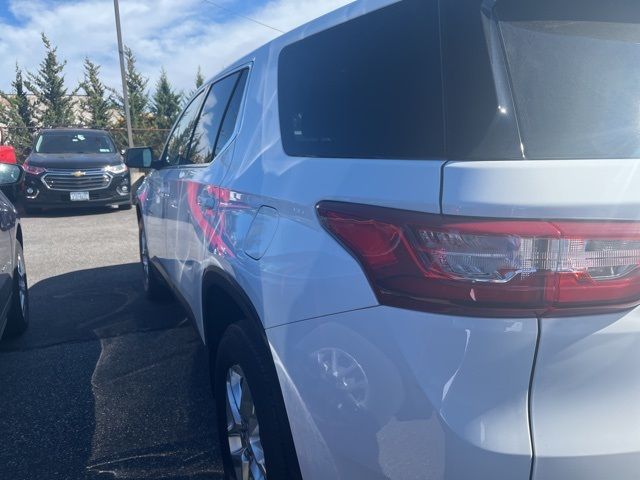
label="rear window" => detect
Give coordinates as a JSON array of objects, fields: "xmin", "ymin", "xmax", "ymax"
[
  {"xmin": 441, "ymin": 0, "xmax": 524, "ymax": 160},
  {"xmin": 280, "ymin": 0, "xmax": 640, "ymax": 161},
  {"xmin": 496, "ymin": 0, "xmax": 640, "ymax": 159},
  {"xmin": 278, "ymin": 0, "xmax": 444, "ymax": 160},
  {"xmin": 35, "ymin": 131, "xmax": 116, "ymax": 154}
]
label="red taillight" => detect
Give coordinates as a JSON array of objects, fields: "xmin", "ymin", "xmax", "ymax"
[{"xmin": 317, "ymin": 201, "xmax": 640, "ymax": 317}]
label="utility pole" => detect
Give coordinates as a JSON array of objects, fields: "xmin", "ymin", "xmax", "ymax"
[{"xmin": 113, "ymin": 0, "xmax": 134, "ymax": 148}]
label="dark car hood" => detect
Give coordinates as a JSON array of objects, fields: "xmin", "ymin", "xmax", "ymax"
[{"xmin": 26, "ymin": 152, "xmax": 122, "ymax": 169}]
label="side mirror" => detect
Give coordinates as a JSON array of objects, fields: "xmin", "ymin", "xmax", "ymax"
[
  {"xmin": 0, "ymin": 164, "xmax": 23, "ymax": 185},
  {"xmin": 125, "ymin": 146, "xmax": 153, "ymax": 168}
]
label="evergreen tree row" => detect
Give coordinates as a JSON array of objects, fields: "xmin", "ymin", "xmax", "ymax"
[{"xmin": 0, "ymin": 34, "xmax": 203, "ymax": 159}]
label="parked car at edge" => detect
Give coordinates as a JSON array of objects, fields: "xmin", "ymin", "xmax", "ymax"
[
  {"xmin": 0, "ymin": 146, "xmax": 22, "ymax": 204},
  {"xmin": 0, "ymin": 146, "xmax": 17, "ymax": 164},
  {"xmin": 0, "ymin": 163, "xmax": 29, "ymax": 341},
  {"xmin": 128, "ymin": 0, "xmax": 640, "ymax": 479},
  {"xmin": 22, "ymin": 129, "xmax": 132, "ymax": 212}
]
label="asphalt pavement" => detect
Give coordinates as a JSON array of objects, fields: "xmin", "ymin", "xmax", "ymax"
[{"xmin": 0, "ymin": 208, "xmax": 223, "ymax": 479}]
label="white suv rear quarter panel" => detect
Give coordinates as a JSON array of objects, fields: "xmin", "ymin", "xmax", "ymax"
[
  {"xmin": 216, "ymin": 41, "xmax": 445, "ymax": 330},
  {"xmin": 267, "ymin": 307, "xmax": 538, "ymax": 479}
]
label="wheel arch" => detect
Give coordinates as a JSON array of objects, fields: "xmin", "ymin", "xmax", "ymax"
[
  {"xmin": 201, "ymin": 266, "xmax": 266, "ymax": 354},
  {"xmin": 205, "ymin": 266, "xmax": 304, "ymax": 480}
]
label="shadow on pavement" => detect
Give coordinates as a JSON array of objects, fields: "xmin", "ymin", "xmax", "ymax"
[
  {"xmin": 19, "ymin": 206, "xmax": 125, "ymax": 219},
  {"xmin": 0, "ymin": 263, "xmax": 223, "ymax": 480}
]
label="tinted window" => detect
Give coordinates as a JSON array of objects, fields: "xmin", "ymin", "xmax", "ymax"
[
  {"xmin": 215, "ymin": 70, "xmax": 249, "ymax": 157},
  {"xmin": 35, "ymin": 131, "xmax": 115, "ymax": 154},
  {"xmin": 441, "ymin": 0, "xmax": 523, "ymax": 160},
  {"xmin": 496, "ymin": 0, "xmax": 640, "ymax": 159},
  {"xmin": 161, "ymin": 89, "xmax": 206, "ymax": 166},
  {"xmin": 278, "ymin": 0, "xmax": 444, "ymax": 159},
  {"xmin": 187, "ymin": 71, "xmax": 244, "ymax": 165}
]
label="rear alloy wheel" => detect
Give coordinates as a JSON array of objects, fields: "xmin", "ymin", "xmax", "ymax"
[
  {"xmin": 214, "ymin": 320, "xmax": 302, "ymax": 480},
  {"xmin": 4, "ymin": 242, "xmax": 29, "ymax": 337},
  {"xmin": 138, "ymin": 220, "xmax": 171, "ymax": 302},
  {"xmin": 226, "ymin": 365, "xmax": 266, "ymax": 480}
]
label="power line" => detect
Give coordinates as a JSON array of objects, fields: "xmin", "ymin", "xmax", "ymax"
[{"xmin": 201, "ymin": 0, "xmax": 285, "ymax": 33}]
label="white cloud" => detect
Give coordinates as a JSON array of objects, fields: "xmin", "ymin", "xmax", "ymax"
[{"xmin": 0, "ymin": 0, "xmax": 353, "ymax": 94}]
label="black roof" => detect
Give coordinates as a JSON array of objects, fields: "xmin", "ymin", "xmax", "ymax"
[{"xmin": 39, "ymin": 128, "xmax": 111, "ymax": 135}]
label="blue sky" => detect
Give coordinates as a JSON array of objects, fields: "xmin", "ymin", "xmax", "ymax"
[{"xmin": 0, "ymin": 0, "xmax": 352, "ymax": 94}]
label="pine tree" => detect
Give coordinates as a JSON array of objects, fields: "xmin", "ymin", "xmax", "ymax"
[
  {"xmin": 109, "ymin": 46, "xmax": 153, "ymax": 150},
  {"xmin": 25, "ymin": 33, "xmax": 77, "ymax": 128},
  {"xmin": 80, "ymin": 58, "xmax": 111, "ymax": 128},
  {"xmin": 184, "ymin": 67, "xmax": 205, "ymax": 106},
  {"xmin": 111, "ymin": 46, "xmax": 150, "ymax": 129},
  {"xmin": 195, "ymin": 67, "xmax": 204, "ymax": 90},
  {"xmin": 151, "ymin": 68, "xmax": 182, "ymax": 130},
  {"xmin": 0, "ymin": 64, "xmax": 36, "ymax": 161}
]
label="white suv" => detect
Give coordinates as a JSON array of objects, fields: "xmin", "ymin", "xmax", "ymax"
[{"xmin": 127, "ymin": 0, "xmax": 640, "ymax": 478}]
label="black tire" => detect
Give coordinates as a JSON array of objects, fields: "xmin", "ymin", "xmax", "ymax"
[
  {"xmin": 119, "ymin": 203, "xmax": 133, "ymax": 210},
  {"xmin": 214, "ymin": 320, "xmax": 302, "ymax": 480},
  {"xmin": 4, "ymin": 241, "xmax": 29, "ymax": 338},
  {"xmin": 138, "ymin": 219, "xmax": 171, "ymax": 302}
]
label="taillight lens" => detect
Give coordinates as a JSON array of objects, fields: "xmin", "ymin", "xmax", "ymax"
[{"xmin": 317, "ymin": 201, "xmax": 640, "ymax": 317}]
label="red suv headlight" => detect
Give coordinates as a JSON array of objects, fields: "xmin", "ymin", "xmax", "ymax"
[{"xmin": 23, "ymin": 163, "xmax": 46, "ymax": 175}]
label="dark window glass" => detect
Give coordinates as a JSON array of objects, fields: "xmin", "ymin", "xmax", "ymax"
[
  {"xmin": 441, "ymin": 0, "xmax": 523, "ymax": 160},
  {"xmin": 36, "ymin": 131, "xmax": 115, "ymax": 154},
  {"xmin": 214, "ymin": 70, "xmax": 249, "ymax": 157},
  {"xmin": 161, "ymin": 89, "xmax": 206, "ymax": 166},
  {"xmin": 495, "ymin": 0, "xmax": 640, "ymax": 159},
  {"xmin": 278, "ymin": 0, "xmax": 444, "ymax": 159},
  {"xmin": 187, "ymin": 71, "xmax": 244, "ymax": 165}
]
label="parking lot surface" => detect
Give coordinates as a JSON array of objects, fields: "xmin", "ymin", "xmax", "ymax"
[{"xmin": 0, "ymin": 208, "xmax": 223, "ymax": 479}]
